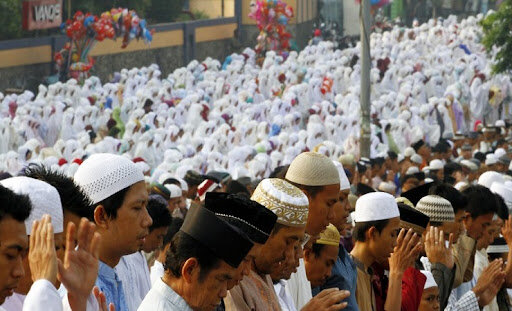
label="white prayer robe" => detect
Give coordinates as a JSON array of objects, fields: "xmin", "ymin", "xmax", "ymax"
[
  {"xmin": 115, "ymin": 252, "xmax": 152, "ymax": 311},
  {"xmin": 23, "ymin": 279, "xmax": 62, "ymax": 311},
  {"xmin": 285, "ymin": 258, "xmax": 311, "ymax": 310},
  {"xmin": 137, "ymin": 278, "xmax": 193, "ymax": 311},
  {"xmin": 274, "ymin": 280, "xmax": 297, "ymax": 311},
  {"xmin": 1, "ymin": 293, "xmax": 24, "ymax": 311},
  {"xmin": 150, "ymin": 260, "xmax": 165, "ymax": 286}
]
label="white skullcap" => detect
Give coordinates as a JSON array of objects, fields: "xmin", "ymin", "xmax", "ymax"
[
  {"xmin": 74, "ymin": 153, "xmax": 144, "ymax": 204},
  {"xmin": 486, "ymin": 155, "xmax": 498, "ymax": 166},
  {"xmin": 405, "ymin": 166, "xmax": 420, "ymax": 175},
  {"xmin": 496, "ymin": 120, "xmax": 506, "ymax": 127},
  {"xmin": 0, "ymin": 176, "xmax": 63, "ymax": 235},
  {"xmin": 478, "ymin": 171, "xmax": 504, "ymax": 189},
  {"xmin": 491, "ymin": 182, "xmax": 512, "ymax": 207},
  {"xmin": 285, "ymin": 152, "xmax": 340, "ymax": 186},
  {"xmin": 404, "ymin": 147, "xmax": 416, "ymax": 158},
  {"xmin": 378, "ymin": 182, "xmax": 397, "ymax": 194},
  {"xmin": 495, "ymin": 148, "xmax": 507, "ymax": 159},
  {"xmin": 429, "ymin": 159, "xmax": 444, "ymax": 171},
  {"xmin": 411, "ymin": 154, "xmax": 423, "ymax": 165},
  {"xmin": 165, "ymin": 184, "xmax": 182, "ymax": 198},
  {"xmin": 175, "ymin": 177, "xmax": 189, "ymax": 192},
  {"xmin": 454, "ymin": 181, "xmax": 469, "ymax": 191},
  {"xmin": 460, "ymin": 160, "xmax": 478, "ymax": 172},
  {"xmin": 354, "ymin": 192, "xmax": 399, "ymax": 222},
  {"xmin": 332, "ymin": 160, "xmax": 351, "ymax": 190},
  {"xmin": 421, "ymin": 270, "xmax": 438, "ymax": 289},
  {"xmin": 397, "ymin": 154, "xmax": 405, "ymax": 163}
]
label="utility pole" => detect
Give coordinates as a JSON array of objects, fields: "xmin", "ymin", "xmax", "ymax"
[{"xmin": 359, "ymin": 0, "xmax": 371, "ymax": 158}]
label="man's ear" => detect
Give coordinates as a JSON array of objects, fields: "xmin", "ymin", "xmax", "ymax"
[
  {"xmin": 94, "ymin": 205, "xmax": 109, "ymax": 229},
  {"xmin": 367, "ymin": 226, "xmax": 377, "ymax": 241},
  {"xmin": 303, "ymin": 248, "xmax": 312, "ymax": 262},
  {"xmin": 463, "ymin": 211, "xmax": 471, "ymax": 226},
  {"xmin": 181, "ymin": 257, "xmax": 200, "ymax": 284}
]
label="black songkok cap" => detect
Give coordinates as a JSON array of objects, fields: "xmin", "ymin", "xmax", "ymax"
[
  {"xmin": 204, "ymin": 192, "xmax": 277, "ymax": 244},
  {"xmin": 401, "ymin": 182, "xmax": 435, "ymax": 206},
  {"xmin": 180, "ymin": 204, "xmax": 253, "ymax": 268},
  {"xmin": 397, "ymin": 202, "xmax": 430, "ymax": 235}
]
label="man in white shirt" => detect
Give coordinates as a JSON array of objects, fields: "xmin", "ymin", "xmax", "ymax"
[
  {"xmin": 116, "ymin": 195, "xmax": 172, "ymax": 310},
  {"xmin": 138, "ymin": 204, "xmax": 254, "ymax": 311}
]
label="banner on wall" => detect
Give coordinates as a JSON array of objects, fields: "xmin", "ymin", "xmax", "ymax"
[{"xmin": 22, "ymin": 0, "xmax": 63, "ymax": 30}]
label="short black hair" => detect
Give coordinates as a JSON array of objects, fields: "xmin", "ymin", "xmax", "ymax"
[
  {"xmin": 429, "ymin": 183, "xmax": 468, "ymax": 213},
  {"xmin": 0, "ymin": 184, "xmax": 32, "ymax": 223},
  {"xmin": 163, "ymin": 217, "xmax": 184, "ymax": 246},
  {"xmin": 287, "ymin": 180, "xmax": 325, "ymax": 198},
  {"xmin": 462, "ymin": 185, "xmax": 498, "ymax": 218},
  {"xmin": 269, "ymin": 165, "xmax": 289, "ymax": 179},
  {"xmin": 147, "ymin": 196, "xmax": 172, "ymax": 232},
  {"xmin": 225, "ymin": 180, "xmax": 250, "ymax": 197},
  {"xmin": 24, "ymin": 164, "xmax": 94, "ymax": 220},
  {"xmin": 310, "ymin": 243, "xmax": 326, "ymax": 257},
  {"xmin": 353, "ymin": 219, "xmax": 390, "ymax": 242},
  {"xmin": 444, "ymin": 162, "xmax": 462, "ymax": 177},
  {"xmin": 494, "ymin": 193, "xmax": 509, "ymax": 221},
  {"xmin": 164, "ymin": 231, "xmax": 221, "ymax": 282},
  {"xmin": 97, "ymin": 186, "xmax": 130, "ymax": 219},
  {"xmin": 387, "ymin": 151, "xmax": 398, "ymax": 160}
]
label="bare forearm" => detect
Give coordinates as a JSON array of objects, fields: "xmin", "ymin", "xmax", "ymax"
[{"xmin": 384, "ymin": 272, "xmax": 403, "ymax": 311}]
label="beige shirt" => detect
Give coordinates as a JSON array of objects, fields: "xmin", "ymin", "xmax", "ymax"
[
  {"xmin": 225, "ymin": 270, "xmax": 281, "ymax": 311},
  {"xmin": 452, "ymin": 234, "xmax": 476, "ymax": 287},
  {"xmin": 353, "ymin": 258, "xmax": 376, "ymax": 311}
]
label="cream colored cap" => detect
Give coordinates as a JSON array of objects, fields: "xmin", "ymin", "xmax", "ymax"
[
  {"xmin": 285, "ymin": 152, "xmax": 340, "ymax": 186},
  {"xmin": 251, "ymin": 178, "xmax": 309, "ymax": 227},
  {"xmin": 315, "ymin": 223, "xmax": 341, "ymax": 246}
]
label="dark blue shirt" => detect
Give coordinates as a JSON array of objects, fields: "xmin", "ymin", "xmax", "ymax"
[{"xmin": 312, "ymin": 245, "xmax": 359, "ymax": 311}]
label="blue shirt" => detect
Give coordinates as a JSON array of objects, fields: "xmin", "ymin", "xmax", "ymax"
[
  {"xmin": 96, "ymin": 261, "xmax": 129, "ymax": 311},
  {"xmin": 312, "ymin": 245, "xmax": 359, "ymax": 311}
]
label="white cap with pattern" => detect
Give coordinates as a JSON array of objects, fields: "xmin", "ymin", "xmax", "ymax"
[
  {"xmin": 415, "ymin": 195, "xmax": 454, "ymax": 223},
  {"xmin": 74, "ymin": 153, "xmax": 144, "ymax": 204},
  {"xmin": 286, "ymin": 152, "xmax": 340, "ymax": 186},
  {"xmin": 354, "ymin": 192, "xmax": 399, "ymax": 222},
  {"xmin": 0, "ymin": 176, "xmax": 64, "ymax": 235}
]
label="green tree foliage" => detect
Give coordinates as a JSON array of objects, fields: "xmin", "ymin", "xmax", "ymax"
[
  {"xmin": 0, "ymin": 0, "xmax": 22, "ymax": 40},
  {"xmin": 147, "ymin": 0, "xmax": 185, "ymax": 23},
  {"xmin": 480, "ymin": 0, "xmax": 512, "ymax": 74}
]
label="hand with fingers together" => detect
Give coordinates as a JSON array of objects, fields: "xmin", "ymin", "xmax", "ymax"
[
  {"xmin": 28, "ymin": 215, "xmax": 58, "ymax": 285},
  {"xmin": 472, "ymin": 259, "xmax": 505, "ymax": 307},
  {"xmin": 301, "ymin": 288, "xmax": 351, "ymax": 311},
  {"xmin": 385, "ymin": 228, "xmax": 422, "ymax": 311},
  {"xmin": 424, "ymin": 226, "xmax": 454, "ymax": 269},
  {"xmin": 59, "ymin": 218, "xmax": 101, "ymax": 311}
]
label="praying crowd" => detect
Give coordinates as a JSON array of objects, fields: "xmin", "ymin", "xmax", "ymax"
[{"xmin": 2, "ymin": 11, "xmax": 512, "ymax": 311}]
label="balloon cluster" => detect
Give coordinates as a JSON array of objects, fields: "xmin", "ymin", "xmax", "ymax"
[
  {"xmin": 54, "ymin": 8, "xmax": 154, "ymax": 82},
  {"xmin": 356, "ymin": 0, "xmax": 391, "ymax": 9},
  {"xmin": 249, "ymin": 0, "xmax": 294, "ymax": 59}
]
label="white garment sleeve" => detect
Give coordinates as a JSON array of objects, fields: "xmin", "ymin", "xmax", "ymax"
[
  {"xmin": 62, "ymin": 291, "xmax": 99, "ymax": 311},
  {"xmin": 23, "ymin": 279, "xmax": 62, "ymax": 311}
]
